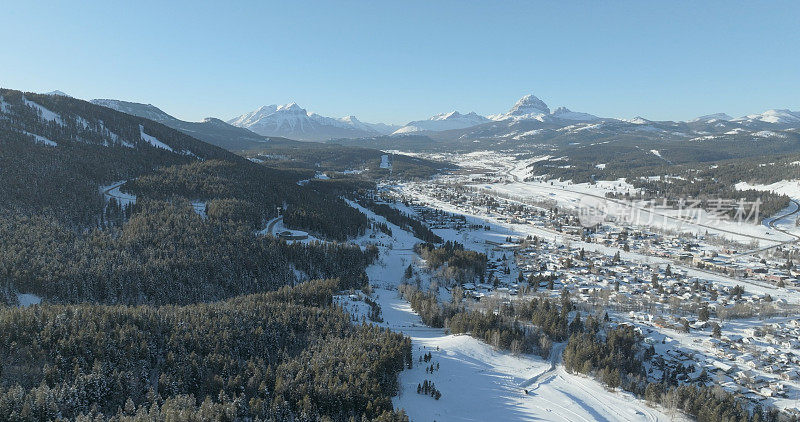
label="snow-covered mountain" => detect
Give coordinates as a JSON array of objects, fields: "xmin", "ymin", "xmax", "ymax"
[
  {"xmin": 551, "ymin": 106, "xmax": 600, "ymax": 121},
  {"xmin": 392, "ymin": 111, "xmax": 490, "ymax": 134},
  {"xmin": 623, "ymin": 116, "xmax": 651, "ymax": 125},
  {"xmin": 339, "ymin": 115, "xmax": 400, "ymax": 135},
  {"xmin": 733, "ymin": 109, "xmax": 800, "ymax": 125},
  {"xmin": 690, "ymin": 113, "xmax": 733, "ymax": 123},
  {"xmin": 1, "ymin": 88, "xmax": 237, "ymax": 159},
  {"xmin": 489, "ymin": 94, "xmax": 551, "ymax": 121},
  {"xmin": 96, "ymin": 93, "xmax": 800, "ymax": 148},
  {"xmin": 370, "ymin": 94, "xmax": 800, "ymax": 148},
  {"xmin": 487, "ymin": 94, "xmax": 599, "ymax": 123},
  {"xmin": 228, "ymin": 103, "xmax": 396, "ymax": 141},
  {"xmin": 390, "ymin": 95, "xmax": 599, "ymax": 136},
  {"xmin": 92, "ymin": 99, "xmax": 176, "ymax": 123}
]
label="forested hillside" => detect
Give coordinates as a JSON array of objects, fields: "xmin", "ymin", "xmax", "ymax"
[
  {"xmin": 0, "ymin": 89, "xmax": 228, "ymax": 226},
  {"xmin": 91, "ymin": 98, "xmax": 272, "ymax": 151},
  {"xmin": 0, "ymin": 89, "xmax": 380, "ymax": 304},
  {"xmin": 0, "ymin": 88, "xmax": 373, "ymax": 237},
  {"xmin": 0, "ymin": 200, "xmax": 375, "ymax": 305},
  {"xmin": 0, "ymin": 88, "xmax": 418, "ymax": 420},
  {"xmin": 247, "ymin": 139, "xmax": 447, "ymax": 180},
  {"xmin": 0, "ymin": 280, "xmax": 411, "ymax": 420}
]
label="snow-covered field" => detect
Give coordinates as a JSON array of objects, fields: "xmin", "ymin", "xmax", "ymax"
[
  {"xmin": 736, "ymin": 180, "xmax": 800, "ymax": 201},
  {"xmin": 487, "ymin": 179, "xmax": 790, "ymax": 245},
  {"xmin": 411, "ymin": 151, "xmax": 796, "ymax": 246},
  {"xmin": 370, "ymin": 289, "xmax": 674, "ymax": 421}
]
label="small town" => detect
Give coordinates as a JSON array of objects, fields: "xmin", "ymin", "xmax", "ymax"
[{"xmin": 359, "ymin": 164, "xmax": 800, "ymax": 414}]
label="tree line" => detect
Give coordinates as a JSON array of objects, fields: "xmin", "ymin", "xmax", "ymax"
[
  {"xmin": 358, "ymin": 198, "xmax": 442, "ymax": 243},
  {"xmin": 414, "ymin": 241, "xmax": 487, "ymax": 283}
]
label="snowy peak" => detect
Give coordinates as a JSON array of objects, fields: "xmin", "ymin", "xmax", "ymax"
[
  {"xmin": 227, "ymin": 105, "xmax": 278, "ymax": 127},
  {"xmin": 340, "ymin": 115, "xmax": 361, "ymax": 124},
  {"xmin": 625, "ymin": 116, "xmax": 651, "ymax": 125},
  {"xmin": 255, "ymin": 104, "xmax": 279, "ymax": 114},
  {"xmin": 434, "ymin": 111, "xmax": 462, "ymax": 120},
  {"xmin": 734, "ymin": 109, "xmax": 800, "ymax": 125},
  {"xmin": 430, "ymin": 111, "xmax": 486, "ymax": 121},
  {"xmin": 277, "ymin": 102, "xmax": 305, "ymax": 113},
  {"xmin": 44, "ymin": 90, "xmax": 71, "ymax": 97},
  {"xmin": 508, "ymin": 94, "xmax": 550, "ymax": 117},
  {"xmin": 392, "ymin": 110, "xmax": 490, "ymax": 134},
  {"xmin": 201, "ymin": 117, "xmax": 230, "ymax": 126},
  {"xmin": 690, "ymin": 113, "xmax": 733, "ymax": 123},
  {"xmin": 335, "ymin": 115, "xmax": 398, "ymax": 135},
  {"xmin": 227, "ymin": 102, "xmax": 395, "ymax": 141},
  {"xmin": 551, "ymin": 106, "xmax": 600, "ymax": 121},
  {"xmin": 489, "ymin": 94, "xmax": 601, "ymax": 123}
]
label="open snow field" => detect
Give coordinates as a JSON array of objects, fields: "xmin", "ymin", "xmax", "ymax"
[
  {"xmin": 486, "ymin": 179, "xmax": 791, "ymax": 245},
  {"xmin": 374, "ymin": 289, "xmax": 675, "ymax": 422},
  {"xmin": 736, "ymin": 180, "xmax": 800, "ymax": 200},
  {"xmin": 416, "ymin": 151, "xmax": 797, "ymax": 246}
]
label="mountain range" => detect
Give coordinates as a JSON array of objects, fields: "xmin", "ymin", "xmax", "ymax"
[
  {"xmin": 228, "ymin": 94, "xmax": 800, "ymax": 144},
  {"xmin": 60, "ymin": 91, "xmax": 800, "ymax": 149},
  {"xmin": 226, "ymin": 94, "xmax": 603, "ymax": 140},
  {"xmin": 227, "ymin": 103, "xmax": 399, "ymax": 141}
]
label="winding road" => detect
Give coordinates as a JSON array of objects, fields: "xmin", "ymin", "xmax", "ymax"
[
  {"xmin": 265, "ymin": 216, "xmax": 283, "ymax": 235},
  {"xmin": 725, "ymin": 198, "xmax": 800, "ymax": 256}
]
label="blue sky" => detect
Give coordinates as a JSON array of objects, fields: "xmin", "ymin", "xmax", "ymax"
[{"xmin": 1, "ymin": 1, "xmax": 798, "ymax": 124}]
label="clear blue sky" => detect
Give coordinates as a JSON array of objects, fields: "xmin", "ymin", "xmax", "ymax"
[{"xmin": 1, "ymin": 1, "xmax": 798, "ymax": 124}]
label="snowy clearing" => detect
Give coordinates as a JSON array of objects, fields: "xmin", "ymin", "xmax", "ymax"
[
  {"xmin": 736, "ymin": 180, "xmax": 800, "ymax": 199},
  {"xmin": 139, "ymin": 125, "xmax": 174, "ymax": 151},
  {"xmin": 23, "ymin": 130, "xmax": 57, "ymax": 146},
  {"xmin": 17, "ymin": 293, "xmax": 42, "ymax": 307},
  {"xmin": 23, "ymin": 96, "xmax": 64, "ymax": 125}
]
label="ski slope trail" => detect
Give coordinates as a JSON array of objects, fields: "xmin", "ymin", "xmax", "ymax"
[{"xmin": 371, "ymin": 288, "xmax": 675, "ymax": 421}]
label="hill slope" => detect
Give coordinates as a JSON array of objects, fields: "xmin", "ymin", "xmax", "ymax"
[{"xmin": 91, "ymin": 98, "xmax": 272, "ymax": 150}]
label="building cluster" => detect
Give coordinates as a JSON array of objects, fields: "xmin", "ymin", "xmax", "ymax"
[{"xmin": 389, "ymin": 178, "xmax": 800, "ymax": 412}]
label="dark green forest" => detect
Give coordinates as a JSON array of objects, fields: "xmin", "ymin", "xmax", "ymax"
[
  {"xmin": 246, "ymin": 140, "xmax": 446, "ymax": 180},
  {"xmin": 0, "ymin": 280, "xmax": 411, "ymax": 421},
  {"xmin": 0, "ymin": 89, "xmax": 415, "ymax": 420}
]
